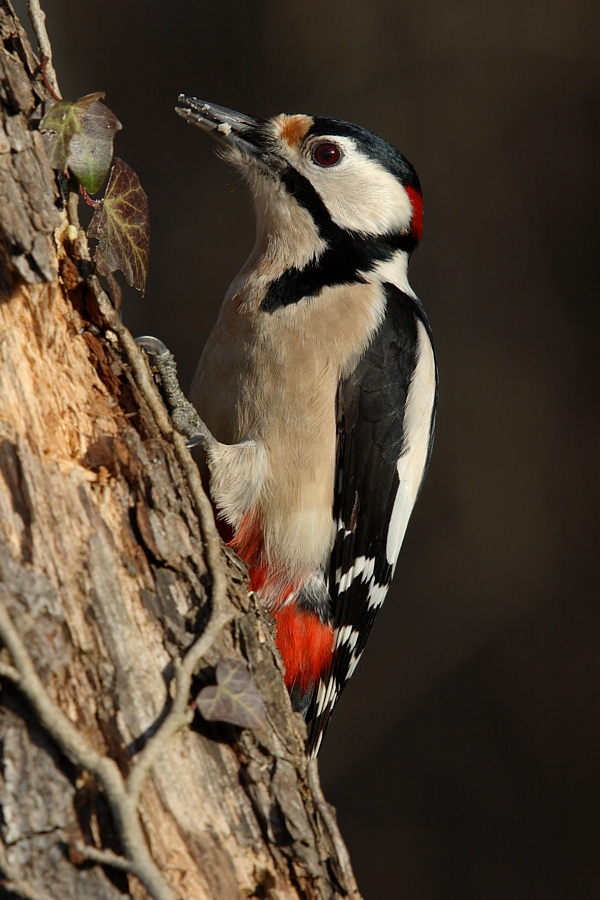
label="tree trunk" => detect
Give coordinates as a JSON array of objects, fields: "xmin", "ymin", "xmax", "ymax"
[{"xmin": 0, "ymin": 3, "xmax": 359, "ymax": 897}]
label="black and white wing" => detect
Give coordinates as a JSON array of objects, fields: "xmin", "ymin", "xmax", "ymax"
[{"xmin": 306, "ymin": 284, "xmax": 437, "ymax": 755}]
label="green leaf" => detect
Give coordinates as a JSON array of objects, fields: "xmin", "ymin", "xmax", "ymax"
[
  {"xmin": 196, "ymin": 658, "xmax": 268, "ymax": 731},
  {"xmin": 40, "ymin": 93, "xmax": 99, "ymax": 171},
  {"xmin": 40, "ymin": 92, "xmax": 121, "ymax": 193},
  {"xmin": 67, "ymin": 97, "xmax": 122, "ymax": 194},
  {"xmin": 88, "ymin": 158, "xmax": 150, "ymax": 295}
]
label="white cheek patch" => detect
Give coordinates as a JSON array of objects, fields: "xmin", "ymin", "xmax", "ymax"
[{"xmin": 300, "ymin": 138, "xmax": 414, "ymax": 236}]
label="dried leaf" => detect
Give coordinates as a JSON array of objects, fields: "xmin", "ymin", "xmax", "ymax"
[
  {"xmin": 40, "ymin": 92, "xmax": 121, "ymax": 192},
  {"xmin": 88, "ymin": 158, "xmax": 150, "ymax": 295},
  {"xmin": 196, "ymin": 658, "xmax": 268, "ymax": 731}
]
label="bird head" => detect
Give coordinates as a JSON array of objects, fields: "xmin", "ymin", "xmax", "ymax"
[{"xmin": 176, "ymin": 98, "xmax": 423, "ymax": 305}]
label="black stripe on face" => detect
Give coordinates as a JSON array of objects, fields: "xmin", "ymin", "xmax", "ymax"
[{"xmin": 261, "ymin": 167, "xmax": 418, "ymax": 312}]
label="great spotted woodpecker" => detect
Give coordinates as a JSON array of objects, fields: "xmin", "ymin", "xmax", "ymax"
[{"xmin": 140, "ymin": 98, "xmax": 437, "ymax": 756}]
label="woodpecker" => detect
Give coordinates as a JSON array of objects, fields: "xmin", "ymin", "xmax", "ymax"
[{"xmin": 146, "ymin": 98, "xmax": 437, "ymax": 756}]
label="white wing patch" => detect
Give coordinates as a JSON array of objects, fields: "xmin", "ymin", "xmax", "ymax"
[
  {"xmin": 314, "ymin": 679, "xmax": 327, "ymax": 717},
  {"xmin": 311, "ymin": 731, "xmax": 325, "ymax": 758},
  {"xmin": 315, "ymin": 674, "xmax": 340, "ymax": 717},
  {"xmin": 346, "ymin": 649, "xmax": 364, "ymax": 679},
  {"xmin": 335, "ymin": 555, "xmax": 376, "ymax": 594},
  {"xmin": 367, "ymin": 581, "xmax": 388, "ymax": 610},
  {"xmin": 334, "ymin": 625, "xmax": 359, "ymax": 651},
  {"xmin": 309, "ymin": 306, "xmax": 436, "ymax": 759},
  {"xmin": 335, "ymin": 516, "xmax": 352, "ymax": 539},
  {"xmin": 386, "ymin": 319, "xmax": 436, "ymax": 570},
  {"xmin": 386, "ymin": 479, "xmax": 411, "ymax": 566}
]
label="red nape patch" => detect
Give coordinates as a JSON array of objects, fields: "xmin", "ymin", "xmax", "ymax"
[
  {"xmin": 274, "ymin": 605, "xmax": 334, "ymax": 693},
  {"xmin": 405, "ymin": 184, "xmax": 424, "ymax": 242}
]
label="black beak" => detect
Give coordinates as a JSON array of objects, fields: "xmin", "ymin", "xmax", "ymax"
[{"xmin": 176, "ymin": 96, "xmax": 265, "ymax": 153}]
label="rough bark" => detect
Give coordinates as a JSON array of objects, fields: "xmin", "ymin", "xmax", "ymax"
[{"xmin": 0, "ymin": 3, "xmax": 360, "ymax": 898}]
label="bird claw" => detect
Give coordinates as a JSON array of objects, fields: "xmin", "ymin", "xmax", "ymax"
[
  {"xmin": 135, "ymin": 335, "xmax": 171, "ymax": 358},
  {"xmin": 135, "ymin": 335, "xmax": 214, "ymax": 450}
]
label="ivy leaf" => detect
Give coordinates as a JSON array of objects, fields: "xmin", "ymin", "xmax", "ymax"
[
  {"xmin": 196, "ymin": 658, "xmax": 268, "ymax": 731},
  {"xmin": 88, "ymin": 158, "xmax": 150, "ymax": 295},
  {"xmin": 40, "ymin": 92, "xmax": 121, "ymax": 192},
  {"xmin": 67, "ymin": 98, "xmax": 122, "ymax": 194},
  {"xmin": 40, "ymin": 93, "xmax": 102, "ymax": 171}
]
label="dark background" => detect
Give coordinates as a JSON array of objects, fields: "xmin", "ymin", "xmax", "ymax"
[{"xmin": 14, "ymin": 1, "xmax": 600, "ymax": 896}]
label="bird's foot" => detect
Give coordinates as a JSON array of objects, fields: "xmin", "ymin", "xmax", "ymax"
[{"xmin": 136, "ymin": 336, "xmax": 214, "ymax": 450}]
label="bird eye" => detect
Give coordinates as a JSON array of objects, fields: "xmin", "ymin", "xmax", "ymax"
[{"xmin": 312, "ymin": 142, "xmax": 342, "ymax": 167}]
